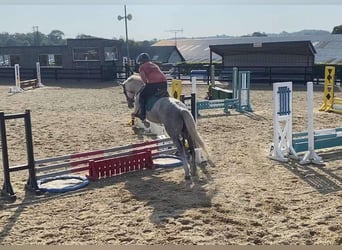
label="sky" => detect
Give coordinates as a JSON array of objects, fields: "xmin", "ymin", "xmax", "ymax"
[{"xmin": 0, "ymin": 0, "xmax": 341, "ymax": 41}]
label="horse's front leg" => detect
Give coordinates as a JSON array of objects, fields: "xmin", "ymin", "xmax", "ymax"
[{"xmin": 132, "ymin": 97, "xmax": 140, "ymax": 118}]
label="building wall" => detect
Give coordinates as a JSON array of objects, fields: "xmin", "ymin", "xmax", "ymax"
[
  {"xmin": 0, "ymin": 39, "xmax": 123, "ymax": 69},
  {"xmin": 0, "ymin": 39, "xmax": 124, "ymax": 81},
  {"xmin": 66, "ymin": 39, "xmax": 123, "ymax": 68},
  {"xmin": 223, "ymin": 53, "xmax": 314, "ymax": 67}
]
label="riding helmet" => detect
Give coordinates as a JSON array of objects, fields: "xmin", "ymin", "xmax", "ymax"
[{"xmin": 136, "ymin": 53, "xmax": 151, "ymax": 64}]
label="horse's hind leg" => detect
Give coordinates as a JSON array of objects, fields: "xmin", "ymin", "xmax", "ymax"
[
  {"xmin": 185, "ymin": 135, "xmax": 197, "ymax": 177},
  {"xmin": 173, "ymin": 138, "xmax": 191, "ymax": 180}
]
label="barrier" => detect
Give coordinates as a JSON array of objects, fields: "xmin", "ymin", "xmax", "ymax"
[
  {"xmin": 190, "ymin": 69, "xmax": 208, "ymax": 82},
  {"xmin": 9, "ymin": 62, "xmax": 44, "ymax": 93},
  {"xmin": 182, "ymin": 70, "xmax": 252, "ymax": 116},
  {"xmin": 1, "ymin": 109, "xmax": 177, "ymax": 200},
  {"xmin": 88, "ymin": 150, "xmax": 154, "ymax": 181},
  {"xmin": 270, "ymin": 81, "xmax": 342, "ymax": 165},
  {"xmin": 319, "ymin": 65, "xmax": 342, "ymax": 114},
  {"xmin": 293, "ymin": 128, "xmax": 342, "ymax": 153},
  {"xmin": 34, "ymin": 137, "xmax": 175, "ymax": 180},
  {"xmin": 210, "ymin": 86, "xmax": 233, "ymax": 99},
  {"xmin": 208, "ymin": 67, "xmax": 239, "ymax": 100}
]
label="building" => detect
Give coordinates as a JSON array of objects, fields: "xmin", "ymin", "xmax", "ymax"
[
  {"xmin": 0, "ymin": 38, "xmax": 123, "ymax": 81},
  {"xmin": 154, "ymin": 34, "xmax": 342, "ymax": 83},
  {"xmin": 152, "ymin": 34, "xmax": 342, "ymax": 64},
  {"xmin": 209, "ymin": 41, "xmax": 315, "ymax": 67}
]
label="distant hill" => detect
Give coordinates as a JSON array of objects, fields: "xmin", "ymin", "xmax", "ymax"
[
  {"xmin": 267, "ymin": 29, "xmax": 331, "ymax": 37},
  {"xmin": 166, "ymin": 29, "xmax": 331, "ymax": 40}
]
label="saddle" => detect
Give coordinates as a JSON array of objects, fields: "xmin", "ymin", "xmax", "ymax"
[
  {"xmin": 154, "ymin": 88, "xmax": 170, "ymax": 98},
  {"xmin": 135, "ymin": 88, "xmax": 169, "ymax": 120},
  {"xmin": 144, "ymin": 89, "xmax": 169, "ymax": 111}
]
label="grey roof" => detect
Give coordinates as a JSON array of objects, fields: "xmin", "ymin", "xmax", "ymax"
[
  {"xmin": 153, "ymin": 34, "xmax": 342, "ymax": 64},
  {"xmin": 149, "ymin": 46, "xmax": 185, "ymax": 63},
  {"xmin": 210, "ymin": 40, "xmax": 316, "ymax": 57}
]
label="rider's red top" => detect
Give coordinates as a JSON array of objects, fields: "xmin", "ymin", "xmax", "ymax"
[{"xmin": 139, "ymin": 62, "xmax": 167, "ymax": 84}]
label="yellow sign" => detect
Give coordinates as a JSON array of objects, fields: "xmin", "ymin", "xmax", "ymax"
[
  {"xmin": 319, "ymin": 66, "xmax": 336, "ymax": 111},
  {"xmin": 171, "ymin": 79, "xmax": 182, "ymax": 100},
  {"xmin": 324, "ymin": 66, "xmax": 335, "ymax": 84}
]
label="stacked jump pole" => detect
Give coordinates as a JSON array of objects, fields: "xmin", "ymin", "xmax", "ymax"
[
  {"xmin": 9, "ymin": 62, "xmax": 44, "ymax": 93},
  {"xmin": 270, "ymin": 81, "xmax": 342, "ymax": 165},
  {"xmin": 181, "ymin": 69, "xmax": 252, "ymax": 117},
  {"xmin": 34, "ymin": 137, "xmax": 176, "ymax": 181},
  {"xmin": 1, "ymin": 109, "xmax": 177, "ymax": 200},
  {"xmin": 196, "ymin": 69, "xmax": 253, "ymax": 115}
]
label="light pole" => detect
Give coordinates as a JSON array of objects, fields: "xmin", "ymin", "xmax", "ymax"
[
  {"xmin": 118, "ymin": 5, "xmax": 132, "ymax": 62},
  {"xmin": 33, "ymin": 26, "xmax": 39, "ymax": 46}
]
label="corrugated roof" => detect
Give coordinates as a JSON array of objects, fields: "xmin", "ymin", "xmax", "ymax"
[
  {"xmin": 152, "ymin": 34, "xmax": 342, "ymax": 64},
  {"xmin": 210, "ymin": 41, "xmax": 316, "ymax": 57}
]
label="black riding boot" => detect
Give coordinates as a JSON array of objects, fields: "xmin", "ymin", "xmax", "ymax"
[{"xmin": 139, "ymin": 97, "xmax": 146, "ymax": 121}]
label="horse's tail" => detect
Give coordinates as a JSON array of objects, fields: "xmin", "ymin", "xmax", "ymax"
[{"xmin": 180, "ymin": 109, "xmax": 209, "ymax": 158}]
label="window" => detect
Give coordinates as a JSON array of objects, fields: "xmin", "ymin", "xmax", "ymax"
[
  {"xmin": 0, "ymin": 54, "xmax": 20, "ymax": 67},
  {"xmin": 73, "ymin": 47, "xmax": 100, "ymax": 61},
  {"xmin": 0, "ymin": 55, "xmax": 10, "ymax": 66},
  {"xmin": 104, "ymin": 47, "xmax": 118, "ymax": 61},
  {"xmin": 39, "ymin": 54, "xmax": 63, "ymax": 67}
]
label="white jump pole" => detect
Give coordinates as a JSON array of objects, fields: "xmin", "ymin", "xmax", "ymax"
[
  {"xmin": 15, "ymin": 64, "xmax": 20, "ymax": 87},
  {"xmin": 36, "ymin": 62, "xmax": 44, "ymax": 87},
  {"xmin": 10, "ymin": 64, "xmax": 24, "ymax": 93},
  {"xmin": 299, "ymin": 82, "xmax": 324, "ymax": 165}
]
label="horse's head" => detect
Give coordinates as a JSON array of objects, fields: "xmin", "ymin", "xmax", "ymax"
[{"xmin": 120, "ymin": 74, "xmax": 144, "ymax": 109}]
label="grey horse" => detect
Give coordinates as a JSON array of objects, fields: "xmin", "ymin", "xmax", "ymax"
[{"xmin": 120, "ymin": 74, "xmax": 209, "ymax": 180}]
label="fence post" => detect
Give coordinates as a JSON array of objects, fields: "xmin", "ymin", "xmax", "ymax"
[
  {"xmin": 0, "ymin": 110, "xmax": 41, "ymax": 201},
  {"xmin": 24, "ymin": 110, "xmax": 41, "ymax": 193},
  {"xmin": 0, "ymin": 112, "xmax": 15, "ymax": 200}
]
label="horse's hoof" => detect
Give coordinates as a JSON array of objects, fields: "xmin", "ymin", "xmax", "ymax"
[{"xmin": 199, "ymin": 161, "xmax": 208, "ymax": 167}]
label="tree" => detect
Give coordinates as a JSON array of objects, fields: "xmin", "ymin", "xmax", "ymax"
[
  {"xmin": 0, "ymin": 32, "xmax": 10, "ymax": 46},
  {"xmin": 48, "ymin": 30, "xmax": 65, "ymax": 45},
  {"xmin": 332, "ymin": 25, "xmax": 342, "ymax": 34},
  {"xmin": 5, "ymin": 38, "xmax": 16, "ymax": 46},
  {"xmin": 251, "ymin": 32, "xmax": 267, "ymax": 37},
  {"xmin": 75, "ymin": 34, "xmax": 98, "ymax": 39}
]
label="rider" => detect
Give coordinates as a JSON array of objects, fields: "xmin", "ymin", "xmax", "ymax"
[{"xmin": 135, "ymin": 52, "xmax": 169, "ymax": 122}]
